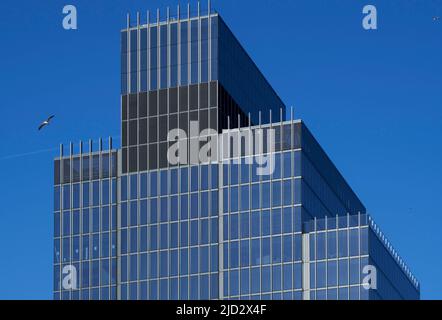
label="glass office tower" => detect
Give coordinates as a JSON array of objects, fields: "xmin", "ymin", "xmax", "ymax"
[{"xmin": 53, "ymin": 3, "xmax": 420, "ymax": 300}]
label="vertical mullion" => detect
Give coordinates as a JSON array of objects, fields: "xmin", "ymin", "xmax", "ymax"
[
  {"xmin": 166, "ymin": 11, "xmax": 171, "ymax": 300},
  {"xmin": 325, "ymin": 216, "xmax": 328, "ymax": 300},
  {"xmin": 314, "ymin": 218, "xmax": 317, "ymax": 300},
  {"xmin": 78, "ymin": 144, "xmax": 83, "ymax": 299},
  {"xmin": 147, "ymin": 11, "xmax": 151, "ymax": 92},
  {"xmin": 176, "ymin": 7, "xmax": 181, "ymax": 298},
  {"xmin": 69, "ymin": 144, "xmax": 73, "ymax": 300},
  {"xmin": 187, "ymin": 4, "xmax": 191, "ymax": 301},
  {"xmin": 208, "ymin": 3, "xmax": 211, "ymax": 81},
  {"xmin": 137, "ymin": 14, "xmax": 141, "ymax": 300},
  {"xmin": 99, "ymin": 142, "xmax": 103, "ymax": 300},
  {"xmin": 88, "ymin": 142, "xmax": 93, "ymax": 300}
]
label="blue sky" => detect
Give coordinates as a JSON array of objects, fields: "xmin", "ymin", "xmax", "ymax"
[{"xmin": 0, "ymin": 0, "xmax": 441, "ymax": 299}]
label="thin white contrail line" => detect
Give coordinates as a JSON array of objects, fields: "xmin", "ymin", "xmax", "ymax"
[
  {"xmin": 0, "ymin": 135, "xmax": 122, "ymax": 161},
  {"xmin": 0, "ymin": 147, "xmax": 59, "ymax": 161}
]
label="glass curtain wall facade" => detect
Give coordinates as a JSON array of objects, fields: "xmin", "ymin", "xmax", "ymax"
[
  {"xmin": 120, "ymin": 9, "xmax": 285, "ymax": 174},
  {"xmin": 53, "ymin": 143, "xmax": 119, "ymax": 300},
  {"xmin": 303, "ymin": 214, "xmax": 419, "ymax": 300},
  {"xmin": 53, "ymin": 3, "xmax": 419, "ymax": 300}
]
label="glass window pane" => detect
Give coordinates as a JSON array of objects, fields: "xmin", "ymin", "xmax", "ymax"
[
  {"xmin": 328, "ymin": 231, "xmax": 337, "ymax": 259},
  {"xmin": 338, "ymin": 230, "xmax": 348, "ymax": 257},
  {"xmin": 338, "ymin": 258, "xmax": 349, "ymax": 286},
  {"xmin": 283, "ymin": 264, "xmax": 292, "ymax": 290},
  {"xmin": 251, "ymin": 238, "xmax": 260, "ymax": 266},
  {"xmin": 272, "ymin": 209, "xmax": 281, "ymax": 235},
  {"xmin": 360, "ymin": 227, "xmax": 368, "ymax": 255},
  {"xmin": 316, "ymin": 232, "xmax": 326, "ymax": 260},
  {"xmin": 349, "ymin": 229, "xmax": 359, "ymax": 256},
  {"xmin": 283, "ymin": 234, "xmax": 292, "ymax": 262},
  {"xmin": 272, "ymin": 265, "xmax": 281, "ymax": 291},
  {"xmin": 262, "ymin": 210, "xmax": 270, "ymax": 236},
  {"xmin": 262, "ymin": 238, "xmax": 270, "ymax": 264},
  {"xmin": 327, "ymin": 260, "xmax": 337, "ymax": 287},
  {"xmin": 349, "ymin": 258, "xmax": 359, "ymax": 285},
  {"xmin": 272, "ymin": 236, "xmax": 281, "ymax": 263},
  {"xmin": 261, "ymin": 266, "xmax": 271, "ymax": 293},
  {"xmin": 316, "ymin": 261, "xmax": 326, "ymax": 288},
  {"xmin": 240, "ymin": 185, "xmax": 249, "ymax": 211},
  {"xmin": 251, "ymin": 211, "xmax": 260, "ymax": 238}
]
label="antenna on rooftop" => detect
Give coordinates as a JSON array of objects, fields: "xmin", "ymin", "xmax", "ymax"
[{"xmin": 69, "ymin": 142, "xmax": 73, "ymax": 157}]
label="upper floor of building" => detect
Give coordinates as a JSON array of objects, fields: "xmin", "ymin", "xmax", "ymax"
[{"xmin": 120, "ymin": 2, "xmax": 285, "ymax": 125}]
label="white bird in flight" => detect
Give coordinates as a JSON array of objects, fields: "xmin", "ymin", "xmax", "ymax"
[{"xmin": 38, "ymin": 115, "xmax": 55, "ymax": 131}]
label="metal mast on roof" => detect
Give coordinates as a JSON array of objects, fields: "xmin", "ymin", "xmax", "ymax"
[{"xmin": 69, "ymin": 142, "xmax": 73, "ymax": 157}]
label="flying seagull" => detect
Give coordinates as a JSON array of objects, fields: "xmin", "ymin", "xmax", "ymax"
[{"xmin": 38, "ymin": 115, "xmax": 55, "ymax": 131}]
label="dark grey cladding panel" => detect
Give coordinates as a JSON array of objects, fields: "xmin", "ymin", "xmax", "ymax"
[
  {"xmin": 121, "ymin": 81, "xmax": 219, "ymax": 173},
  {"xmin": 54, "ymin": 151, "xmax": 118, "ymax": 185}
]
